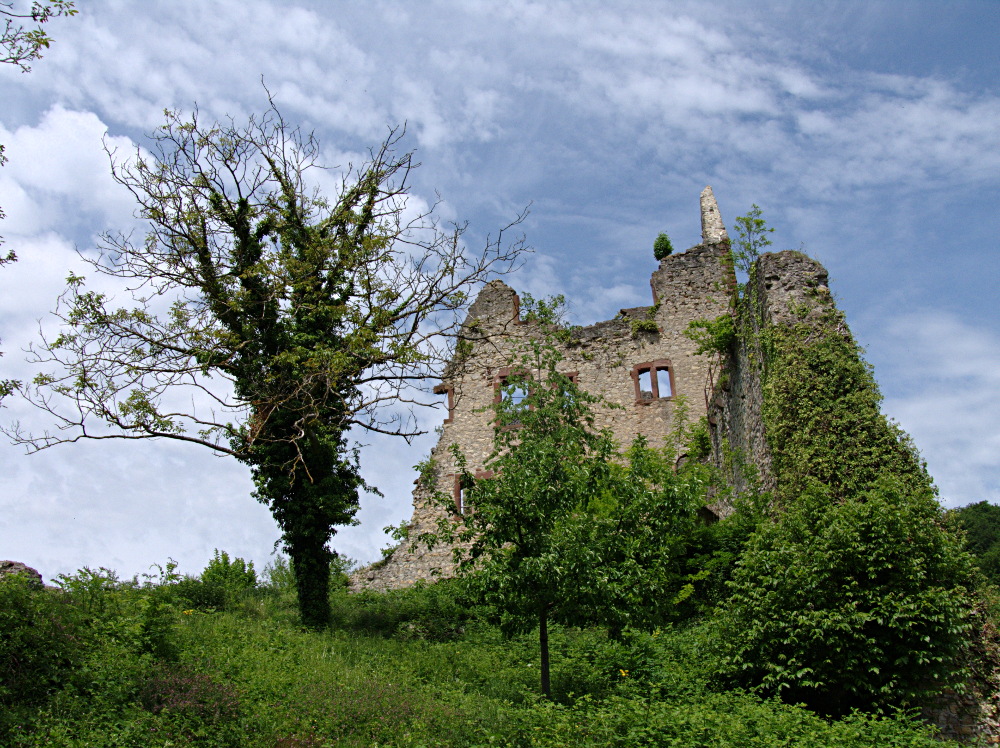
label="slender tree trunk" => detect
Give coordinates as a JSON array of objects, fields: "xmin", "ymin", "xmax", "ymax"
[
  {"xmin": 289, "ymin": 536, "xmax": 331, "ymax": 629},
  {"xmin": 539, "ymin": 607, "xmax": 551, "ymax": 698}
]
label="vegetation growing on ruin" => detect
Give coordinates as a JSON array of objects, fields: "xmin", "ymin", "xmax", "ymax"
[
  {"xmin": 653, "ymin": 231, "xmax": 674, "ymax": 260},
  {"xmin": 709, "ymin": 207, "xmax": 979, "ymax": 716}
]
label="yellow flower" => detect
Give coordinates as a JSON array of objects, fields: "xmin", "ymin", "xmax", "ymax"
[
  {"xmin": 619, "ymin": 668, "xmax": 629, "ymax": 678},
  {"xmin": 183, "ymin": 609, "xmax": 195, "ymax": 615}
]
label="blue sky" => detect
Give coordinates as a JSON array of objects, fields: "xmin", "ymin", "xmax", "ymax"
[{"xmin": 1, "ymin": 0, "xmax": 998, "ymax": 581}]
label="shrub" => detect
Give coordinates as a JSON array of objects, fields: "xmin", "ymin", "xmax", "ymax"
[
  {"xmin": 653, "ymin": 232, "xmax": 673, "ymax": 260},
  {"xmin": 330, "ymin": 579, "xmax": 475, "ymax": 640},
  {"xmin": 0, "ymin": 575, "xmax": 83, "ymax": 708},
  {"xmin": 718, "ymin": 479, "xmax": 976, "ymax": 715},
  {"xmin": 951, "ymin": 501, "xmax": 1000, "ymax": 586},
  {"xmin": 174, "ymin": 575, "xmax": 227, "ymax": 610},
  {"xmin": 202, "ymin": 550, "xmax": 257, "ymax": 595}
]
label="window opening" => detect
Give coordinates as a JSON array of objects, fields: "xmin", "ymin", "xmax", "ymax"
[
  {"xmin": 453, "ymin": 474, "xmax": 473, "ymax": 515},
  {"xmin": 655, "ymin": 367, "xmax": 672, "ymax": 398},
  {"xmin": 434, "ymin": 383, "xmax": 455, "ymax": 423},
  {"xmin": 507, "ymin": 384, "xmax": 529, "ymax": 408},
  {"xmin": 631, "ymin": 360, "xmax": 673, "ymax": 404},
  {"xmin": 638, "ymin": 369, "xmax": 653, "ymax": 401}
]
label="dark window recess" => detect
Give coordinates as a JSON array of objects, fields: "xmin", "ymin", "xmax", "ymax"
[{"xmin": 631, "ymin": 360, "xmax": 674, "ymax": 404}]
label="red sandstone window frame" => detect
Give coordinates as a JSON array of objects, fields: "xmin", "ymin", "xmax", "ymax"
[
  {"xmin": 452, "ymin": 470, "xmax": 495, "ymax": 515},
  {"xmin": 631, "ymin": 360, "xmax": 674, "ymax": 404},
  {"xmin": 493, "ymin": 367, "xmax": 530, "ymax": 405},
  {"xmin": 433, "ymin": 383, "xmax": 455, "ymax": 424},
  {"xmin": 494, "ymin": 370, "xmax": 579, "ymax": 428}
]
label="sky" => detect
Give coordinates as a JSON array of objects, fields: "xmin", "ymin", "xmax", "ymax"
[{"xmin": 1, "ymin": 0, "xmax": 998, "ymax": 583}]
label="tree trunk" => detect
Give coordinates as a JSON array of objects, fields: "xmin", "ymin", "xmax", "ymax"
[
  {"xmin": 289, "ymin": 536, "xmax": 331, "ymax": 629},
  {"xmin": 539, "ymin": 607, "xmax": 551, "ymax": 698}
]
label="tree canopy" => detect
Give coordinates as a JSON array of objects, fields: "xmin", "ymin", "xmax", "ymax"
[
  {"xmin": 1, "ymin": 0, "xmax": 76, "ymax": 72},
  {"xmin": 439, "ymin": 332, "xmax": 706, "ymax": 696},
  {"xmin": 10, "ymin": 101, "xmax": 527, "ymax": 626}
]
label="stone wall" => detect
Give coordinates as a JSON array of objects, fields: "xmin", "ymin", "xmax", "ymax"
[
  {"xmin": 707, "ymin": 250, "xmax": 834, "ymax": 497},
  {"xmin": 352, "ymin": 189, "xmax": 734, "ymax": 591}
]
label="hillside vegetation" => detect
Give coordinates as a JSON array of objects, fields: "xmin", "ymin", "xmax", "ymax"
[{"xmin": 0, "ymin": 560, "xmax": 960, "ymax": 747}]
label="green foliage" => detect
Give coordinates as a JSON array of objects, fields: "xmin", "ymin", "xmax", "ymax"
[
  {"xmin": 413, "ymin": 454, "xmax": 438, "ymax": 486},
  {"xmin": 732, "ymin": 203, "xmax": 773, "ymax": 278},
  {"xmin": 953, "ymin": 501, "xmax": 1000, "ymax": 556},
  {"xmin": 519, "ymin": 292, "xmax": 567, "ymax": 326},
  {"xmin": 708, "ymin": 206, "xmax": 979, "ymax": 718},
  {"xmin": 201, "ymin": 549, "xmax": 257, "ymax": 596},
  {"xmin": 329, "ymin": 579, "xmax": 476, "ymax": 641},
  {"xmin": 762, "ymin": 317, "xmax": 933, "ymax": 504},
  {"xmin": 686, "ymin": 417, "xmax": 713, "ymax": 461},
  {"xmin": 685, "ymin": 313, "xmax": 736, "ymax": 355},
  {"xmin": 173, "ymin": 549, "xmax": 259, "ymax": 612},
  {"xmin": 439, "ymin": 336, "xmax": 706, "ymax": 695},
  {"xmin": 719, "ymin": 479, "xmax": 975, "ymax": 715},
  {"xmin": 952, "ymin": 501, "xmax": 1000, "ymax": 585},
  {"xmin": 1, "ymin": 1, "xmax": 77, "ymax": 72},
  {"xmin": 629, "ymin": 304, "xmax": 661, "ymax": 336},
  {"xmin": 653, "ymin": 231, "xmax": 674, "ymax": 260},
  {"xmin": 136, "ymin": 662, "xmax": 244, "ymax": 747},
  {"xmin": 0, "ymin": 575, "xmax": 83, "ymax": 711},
  {"xmin": 2, "ymin": 563, "xmax": 964, "ymax": 747}
]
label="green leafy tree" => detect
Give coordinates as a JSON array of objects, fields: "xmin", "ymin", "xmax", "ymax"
[
  {"xmin": 951, "ymin": 501, "xmax": 1000, "ymax": 585},
  {"xmin": 731, "ymin": 203, "xmax": 773, "ymax": 278},
  {"xmin": 719, "ymin": 478, "xmax": 975, "ymax": 715},
  {"xmin": 9, "ymin": 102, "xmax": 526, "ymax": 627},
  {"xmin": 653, "ymin": 231, "xmax": 674, "ymax": 260},
  {"xmin": 442, "ymin": 334, "xmax": 705, "ymax": 696}
]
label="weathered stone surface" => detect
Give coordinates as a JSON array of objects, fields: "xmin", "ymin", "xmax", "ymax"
[
  {"xmin": 700, "ymin": 185, "xmax": 728, "ymax": 245},
  {"xmin": 0, "ymin": 560, "xmax": 43, "ymax": 588}
]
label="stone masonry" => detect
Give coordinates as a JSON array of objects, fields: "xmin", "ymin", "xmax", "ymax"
[{"xmin": 353, "ymin": 187, "xmax": 736, "ymax": 591}]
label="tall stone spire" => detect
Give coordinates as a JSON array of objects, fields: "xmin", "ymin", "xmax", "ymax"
[{"xmin": 700, "ymin": 185, "xmax": 728, "ymax": 245}]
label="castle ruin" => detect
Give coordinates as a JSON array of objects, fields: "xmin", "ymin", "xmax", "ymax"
[{"xmin": 354, "ymin": 186, "xmax": 788, "ymax": 591}]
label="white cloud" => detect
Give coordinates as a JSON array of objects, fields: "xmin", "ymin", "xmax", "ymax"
[
  {"xmin": 0, "ymin": 106, "xmax": 138, "ymax": 236},
  {"xmin": 877, "ymin": 312, "xmax": 1000, "ymax": 506}
]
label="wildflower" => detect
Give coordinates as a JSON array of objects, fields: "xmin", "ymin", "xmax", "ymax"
[
  {"xmin": 182, "ymin": 609, "xmax": 195, "ymax": 615},
  {"xmin": 619, "ymin": 669, "xmax": 629, "ymax": 678}
]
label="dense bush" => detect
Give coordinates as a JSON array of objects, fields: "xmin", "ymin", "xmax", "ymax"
[
  {"xmin": 0, "ymin": 575, "xmax": 83, "ymax": 708},
  {"xmin": 3, "ymin": 564, "xmax": 964, "ymax": 747},
  {"xmin": 718, "ymin": 479, "xmax": 975, "ymax": 716},
  {"xmin": 329, "ymin": 578, "xmax": 476, "ymax": 640}
]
